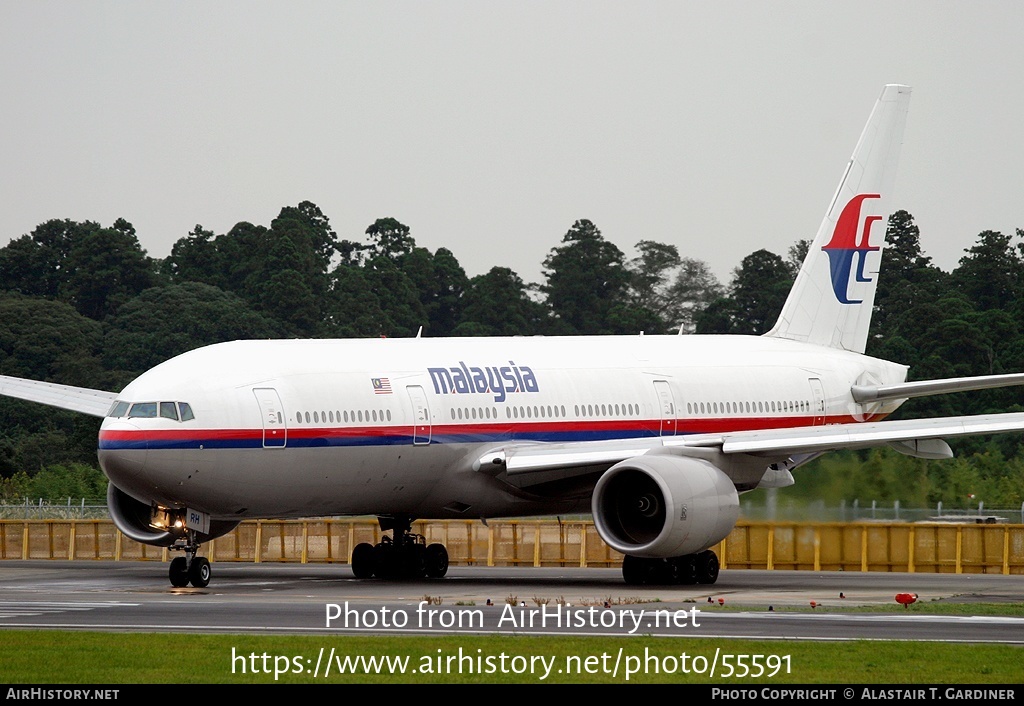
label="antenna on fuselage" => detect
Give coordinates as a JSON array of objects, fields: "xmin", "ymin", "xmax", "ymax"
[{"xmin": 416, "ymin": 326, "xmax": 423, "ymax": 338}]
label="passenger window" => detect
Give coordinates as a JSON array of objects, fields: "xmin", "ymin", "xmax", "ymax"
[{"xmin": 160, "ymin": 402, "xmax": 178, "ymax": 420}]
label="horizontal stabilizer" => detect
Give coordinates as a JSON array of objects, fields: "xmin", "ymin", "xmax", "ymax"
[
  {"xmin": 0, "ymin": 375, "xmax": 117, "ymax": 418},
  {"xmin": 852, "ymin": 372, "xmax": 1024, "ymax": 404},
  {"xmin": 709, "ymin": 412, "xmax": 1024, "ymax": 456}
]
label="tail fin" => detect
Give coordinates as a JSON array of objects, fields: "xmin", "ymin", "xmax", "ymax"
[{"xmin": 766, "ymin": 84, "xmax": 911, "ymax": 353}]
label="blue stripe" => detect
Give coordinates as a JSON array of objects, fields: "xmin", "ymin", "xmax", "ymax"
[{"xmin": 98, "ymin": 427, "xmax": 663, "ymax": 451}]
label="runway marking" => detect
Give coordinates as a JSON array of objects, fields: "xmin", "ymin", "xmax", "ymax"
[
  {"xmin": 707, "ymin": 611, "xmax": 1024, "ymax": 624},
  {"xmin": 0, "ymin": 622, "xmax": 1021, "ymax": 644},
  {"xmin": 0, "ymin": 601, "xmax": 138, "ymax": 620}
]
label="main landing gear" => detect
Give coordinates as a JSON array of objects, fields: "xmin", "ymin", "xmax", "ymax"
[
  {"xmin": 621, "ymin": 549, "xmax": 720, "ymax": 586},
  {"xmin": 167, "ymin": 530, "xmax": 211, "ymax": 588},
  {"xmin": 350, "ymin": 515, "xmax": 449, "ymax": 580}
]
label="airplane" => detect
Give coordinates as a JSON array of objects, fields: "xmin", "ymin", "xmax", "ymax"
[{"xmin": 4, "ymin": 83, "xmax": 1024, "ymax": 589}]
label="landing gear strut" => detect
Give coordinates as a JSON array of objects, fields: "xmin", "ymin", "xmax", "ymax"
[
  {"xmin": 168, "ymin": 529, "xmax": 211, "ymax": 588},
  {"xmin": 622, "ymin": 549, "xmax": 720, "ymax": 586},
  {"xmin": 350, "ymin": 515, "xmax": 449, "ymax": 580}
]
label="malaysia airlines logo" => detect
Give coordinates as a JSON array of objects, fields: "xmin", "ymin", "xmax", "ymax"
[
  {"xmin": 821, "ymin": 193, "xmax": 883, "ymax": 304},
  {"xmin": 428, "ymin": 361, "xmax": 538, "ymax": 403}
]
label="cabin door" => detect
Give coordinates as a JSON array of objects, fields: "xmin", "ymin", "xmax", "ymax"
[
  {"xmin": 653, "ymin": 380, "xmax": 678, "ymax": 436},
  {"xmin": 407, "ymin": 385, "xmax": 432, "ymax": 445},
  {"xmin": 253, "ymin": 387, "xmax": 287, "ymax": 448},
  {"xmin": 809, "ymin": 378, "xmax": 826, "ymax": 426}
]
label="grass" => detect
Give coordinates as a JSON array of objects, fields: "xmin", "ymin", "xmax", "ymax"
[{"xmin": 1, "ymin": 629, "xmax": 1022, "ymax": 684}]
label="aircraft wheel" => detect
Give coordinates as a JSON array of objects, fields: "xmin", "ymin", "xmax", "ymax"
[
  {"xmin": 373, "ymin": 543, "xmax": 399, "ymax": 579},
  {"xmin": 424, "ymin": 543, "xmax": 449, "ymax": 578},
  {"xmin": 694, "ymin": 550, "xmax": 720, "ymax": 585},
  {"xmin": 402, "ymin": 544, "xmax": 426, "ymax": 579},
  {"xmin": 351, "ymin": 542, "xmax": 375, "ymax": 579},
  {"xmin": 622, "ymin": 555, "xmax": 653, "ymax": 585},
  {"xmin": 189, "ymin": 557, "xmax": 211, "ymax": 588},
  {"xmin": 169, "ymin": 557, "xmax": 189, "ymax": 587},
  {"xmin": 668, "ymin": 555, "xmax": 697, "ymax": 585}
]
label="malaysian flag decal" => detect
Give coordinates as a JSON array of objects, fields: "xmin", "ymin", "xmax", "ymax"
[{"xmin": 372, "ymin": 377, "xmax": 392, "ymax": 394}]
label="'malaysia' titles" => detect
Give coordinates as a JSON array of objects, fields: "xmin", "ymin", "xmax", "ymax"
[{"xmin": 428, "ymin": 361, "xmax": 538, "ymax": 403}]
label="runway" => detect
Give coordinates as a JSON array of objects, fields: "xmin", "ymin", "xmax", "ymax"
[{"xmin": 0, "ymin": 561, "xmax": 1021, "ymax": 643}]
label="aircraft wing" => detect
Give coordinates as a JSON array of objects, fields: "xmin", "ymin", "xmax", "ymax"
[
  {"xmin": 486, "ymin": 412, "xmax": 1024, "ymax": 476},
  {"xmin": 0, "ymin": 374, "xmax": 118, "ymax": 418}
]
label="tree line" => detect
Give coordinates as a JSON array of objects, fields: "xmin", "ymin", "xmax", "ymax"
[{"xmin": 1, "ymin": 202, "xmax": 1022, "ymax": 508}]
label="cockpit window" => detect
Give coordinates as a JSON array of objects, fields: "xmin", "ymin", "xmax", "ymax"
[
  {"xmin": 111, "ymin": 401, "xmax": 195, "ymax": 421},
  {"xmin": 128, "ymin": 402, "xmax": 158, "ymax": 418}
]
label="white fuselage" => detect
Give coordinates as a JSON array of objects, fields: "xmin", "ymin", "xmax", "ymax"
[{"xmin": 97, "ymin": 334, "xmax": 907, "ymax": 521}]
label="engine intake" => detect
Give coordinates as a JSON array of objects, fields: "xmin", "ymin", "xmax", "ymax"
[
  {"xmin": 592, "ymin": 453, "xmax": 739, "ymax": 558},
  {"xmin": 106, "ymin": 483, "xmax": 238, "ymax": 547}
]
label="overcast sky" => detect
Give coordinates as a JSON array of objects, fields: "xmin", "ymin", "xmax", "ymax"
[{"xmin": 1, "ymin": 2, "xmax": 1022, "ymax": 288}]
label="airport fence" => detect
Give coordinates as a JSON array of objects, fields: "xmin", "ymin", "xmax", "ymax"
[
  {"xmin": 5, "ymin": 498, "xmax": 1023, "ymax": 524},
  {"xmin": 1, "ymin": 517, "xmax": 1023, "ymax": 575}
]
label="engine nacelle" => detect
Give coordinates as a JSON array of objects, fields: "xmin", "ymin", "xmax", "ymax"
[
  {"xmin": 106, "ymin": 483, "xmax": 239, "ymax": 547},
  {"xmin": 592, "ymin": 453, "xmax": 739, "ymax": 558}
]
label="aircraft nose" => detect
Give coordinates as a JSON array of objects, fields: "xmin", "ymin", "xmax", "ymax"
[{"xmin": 97, "ymin": 420, "xmax": 149, "ymax": 489}]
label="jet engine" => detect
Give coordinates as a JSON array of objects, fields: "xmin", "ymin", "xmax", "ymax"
[
  {"xmin": 591, "ymin": 453, "xmax": 739, "ymax": 559},
  {"xmin": 106, "ymin": 483, "xmax": 238, "ymax": 547}
]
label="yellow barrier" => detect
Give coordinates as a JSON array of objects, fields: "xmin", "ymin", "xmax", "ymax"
[{"xmin": 2, "ymin": 518, "xmax": 1023, "ymax": 574}]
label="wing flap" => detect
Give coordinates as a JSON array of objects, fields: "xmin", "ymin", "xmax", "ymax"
[
  {"xmin": 496, "ymin": 438, "xmax": 664, "ymax": 474},
  {"xmin": 0, "ymin": 375, "xmax": 118, "ymax": 418}
]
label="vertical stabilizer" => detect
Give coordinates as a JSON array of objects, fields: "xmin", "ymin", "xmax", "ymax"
[{"xmin": 766, "ymin": 84, "xmax": 911, "ymax": 352}]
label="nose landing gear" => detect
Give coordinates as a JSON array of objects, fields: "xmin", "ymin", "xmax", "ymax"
[{"xmin": 168, "ymin": 530, "xmax": 211, "ymax": 588}]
